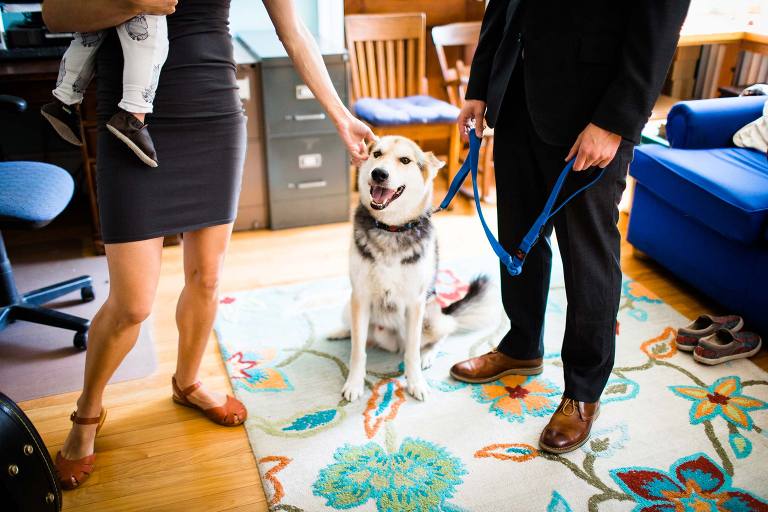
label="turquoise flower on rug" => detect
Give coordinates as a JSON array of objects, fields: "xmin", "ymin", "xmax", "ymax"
[
  {"xmin": 611, "ymin": 452, "xmax": 768, "ymax": 511},
  {"xmin": 581, "ymin": 423, "xmax": 629, "ymax": 458},
  {"xmin": 669, "ymin": 376, "xmax": 767, "ymax": 429},
  {"xmin": 313, "ymin": 437, "xmax": 467, "ymax": 511},
  {"xmin": 470, "ymin": 374, "xmax": 560, "ymax": 423}
]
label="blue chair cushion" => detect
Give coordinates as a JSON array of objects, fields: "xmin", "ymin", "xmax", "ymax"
[
  {"xmin": 630, "ymin": 145, "xmax": 768, "ymax": 245},
  {"xmin": 0, "ymin": 161, "xmax": 74, "ymax": 228},
  {"xmin": 354, "ymin": 95, "xmax": 460, "ymax": 126}
]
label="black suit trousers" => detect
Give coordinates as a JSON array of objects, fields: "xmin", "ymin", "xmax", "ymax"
[{"xmin": 494, "ymin": 66, "xmax": 634, "ymax": 402}]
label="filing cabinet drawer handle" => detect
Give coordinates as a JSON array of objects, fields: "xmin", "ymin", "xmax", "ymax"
[
  {"xmin": 289, "ymin": 180, "xmax": 328, "ymax": 190},
  {"xmin": 288, "ymin": 113, "xmax": 327, "ymax": 122}
]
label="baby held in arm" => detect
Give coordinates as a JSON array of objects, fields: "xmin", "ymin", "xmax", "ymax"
[{"xmin": 41, "ymin": 14, "xmax": 168, "ymax": 167}]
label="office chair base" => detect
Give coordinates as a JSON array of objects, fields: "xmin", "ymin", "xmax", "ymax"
[{"xmin": 0, "ymin": 275, "xmax": 93, "ymax": 350}]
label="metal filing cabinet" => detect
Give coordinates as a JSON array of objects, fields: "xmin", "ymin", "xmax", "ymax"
[
  {"xmin": 234, "ymin": 39, "xmax": 269, "ymax": 231},
  {"xmin": 237, "ymin": 31, "xmax": 350, "ymax": 229}
]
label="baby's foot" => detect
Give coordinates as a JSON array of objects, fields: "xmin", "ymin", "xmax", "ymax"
[
  {"xmin": 41, "ymin": 100, "xmax": 83, "ymax": 146},
  {"xmin": 106, "ymin": 110, "xmax": 159, "ymax": 167}
]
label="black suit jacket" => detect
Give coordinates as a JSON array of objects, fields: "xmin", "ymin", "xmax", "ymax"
[{"xmin": 466, "ymin": 0, "xmax": 691, "ymax": 145}]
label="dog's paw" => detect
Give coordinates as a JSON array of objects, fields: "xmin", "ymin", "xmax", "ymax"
[
  {"xmin": 406, "ymin": 375, "xmax": 430, "ymax": 401},
  {"xmin": 421, "ymin": 350, "xmax": 437, "ymax": 370},
  {"xmin": 327, "ymin": 328, "xmax": 351, "ymax": 341},
  {"xmin": 342, "ymin": 378, "xmax": 366, "ymax": 402}
]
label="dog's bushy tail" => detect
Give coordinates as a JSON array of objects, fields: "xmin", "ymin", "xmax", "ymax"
[{"xmin": 441, "ymin": 275, "xmax": 498, "ymax": 332}]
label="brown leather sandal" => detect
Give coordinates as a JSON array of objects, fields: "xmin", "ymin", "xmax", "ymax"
[
  {"xmin": 172, "ymin": 376, "xmax": 247, "ymax": 427},
  {"xmin": 54, "ymin": 409, "xmax": 107, "ymax": 490}
]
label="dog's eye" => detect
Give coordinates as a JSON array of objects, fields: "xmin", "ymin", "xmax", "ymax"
[
  {"xmin": 372, "ymin": 150, "xmax": 382, "ymax": 158},
  {"xmin": 399, "ymin": 157, "xmax": 411, "ymax": 165}
]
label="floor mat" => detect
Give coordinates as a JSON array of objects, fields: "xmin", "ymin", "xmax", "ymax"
[{"xmin": 0, "ymin": 252, "xmax": 156, "ymax": 402}]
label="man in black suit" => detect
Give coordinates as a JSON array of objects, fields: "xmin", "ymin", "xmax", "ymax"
[{"xmin": 450, "ymin": 0, "xmax": 691, "ymax": 453}]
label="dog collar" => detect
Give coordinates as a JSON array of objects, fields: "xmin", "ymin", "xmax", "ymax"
[{"xmin": 373, "ymin": 219, "xmax": 421, "ymax": 232}]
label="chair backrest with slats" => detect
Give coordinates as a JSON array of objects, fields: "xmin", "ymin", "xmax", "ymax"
[
  {"xmin": 431, "ymin": 21, "xmax": 481, "ymax": 106},
  {"xmin": 344, "ymin": 13, "xmax": 428, "ymax": 104}
]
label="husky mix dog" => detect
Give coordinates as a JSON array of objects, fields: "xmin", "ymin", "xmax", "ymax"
[{"xmin": 333, "ymin": 135, "xmax": 496, "ymax": 402}]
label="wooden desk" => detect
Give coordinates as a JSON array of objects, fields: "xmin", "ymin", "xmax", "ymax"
[
  {"xmin": 1, "ymin": 57, "xmax": 216, "ymax": 253},
  {"xmin": 1, "ymin": 58, "xmax": 105, "ymax": 252}
]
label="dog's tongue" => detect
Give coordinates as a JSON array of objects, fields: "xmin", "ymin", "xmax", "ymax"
[{"xmin": 371, "ymin": 186, "xmax": 396, "ymax": 203}]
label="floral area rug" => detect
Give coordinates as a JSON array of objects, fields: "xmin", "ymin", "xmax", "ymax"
[{"xmin": 213, "ymin": 255, "xmax": 768, "ymax": 512}]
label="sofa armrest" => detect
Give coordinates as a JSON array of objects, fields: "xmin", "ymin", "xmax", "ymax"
[{"xmin": 666, "ymin": 96, "xmax": 766, "ymax": 149}]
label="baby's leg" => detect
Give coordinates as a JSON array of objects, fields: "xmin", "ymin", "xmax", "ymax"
[
  {"xmin": 53, "ymin": 32, "xmax": 106, "ymax": 105},
  {"xmin": 116, "ymin": 15, "xmax": 169, "ymax": 121}
]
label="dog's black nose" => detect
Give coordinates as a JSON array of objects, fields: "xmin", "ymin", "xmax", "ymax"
[{"xmin": 371, "ymin": 168, "xmax": 389, "ymax": 183}]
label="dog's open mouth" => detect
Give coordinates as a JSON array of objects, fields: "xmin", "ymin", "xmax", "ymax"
[{"xmin": 370, "ymin": 185, "xmax": 405, "ymax": 210}]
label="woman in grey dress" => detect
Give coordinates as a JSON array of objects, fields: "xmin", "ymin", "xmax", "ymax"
[{"xmin": 43, "ymin": 0, "xmax": 374, "ymax": 489}]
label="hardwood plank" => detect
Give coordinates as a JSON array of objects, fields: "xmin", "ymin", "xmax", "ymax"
[{"xmin": 143, "ymin": 484, "xmax": 267, "ymax": 512}]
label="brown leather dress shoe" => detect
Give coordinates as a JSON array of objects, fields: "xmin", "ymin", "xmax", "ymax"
[
  {"xmin": 539, "ymin": 398, "xmax": 600, "ymax": 454},
  {"xmin": 450, "ymin": 350, "xmax": 543, "ymax": 383}
]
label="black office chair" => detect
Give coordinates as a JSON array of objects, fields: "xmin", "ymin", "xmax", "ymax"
[{"xmin": 0, "ymin": 95, "xmax": 93, "ymax": 349}]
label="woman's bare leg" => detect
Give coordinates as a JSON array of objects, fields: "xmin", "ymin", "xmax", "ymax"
[
  {"xmin": 173, "ymin": 223, "xmax": 233, "ymax": 408},
  {"xmin": 60, "ymin": 237, "xmax": 164, "ymax": 460}
]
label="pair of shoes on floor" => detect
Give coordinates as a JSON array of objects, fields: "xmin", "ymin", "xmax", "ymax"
[
  {"xmin": 41, "ymin": 100, "xmax": 158, "ymax": 167},
  {"xmin": 676, "ymin": 314, "xmax": 762, "ymax": 365}
]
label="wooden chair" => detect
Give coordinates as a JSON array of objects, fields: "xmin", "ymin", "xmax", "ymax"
[
  {"xmin": 345, "ymin": 13, "xmax": 461, "ymax": 183},
  {"xmin": 432, "ymin": 21, "xmax": 495, "ymax": 202}
]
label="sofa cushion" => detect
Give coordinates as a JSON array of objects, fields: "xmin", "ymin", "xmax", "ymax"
[
  {"xmin": 354, "ymin": 95, "xmax": 460, "ymax": 126},
  {"xmin": 630, "ymin": 144, "xmax": 768, "ymax": 244}
]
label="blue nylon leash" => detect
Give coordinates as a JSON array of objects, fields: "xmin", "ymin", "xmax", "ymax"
[{"xmin": 436, "ymin": 131, "xmax": 606, "ymax": 277}]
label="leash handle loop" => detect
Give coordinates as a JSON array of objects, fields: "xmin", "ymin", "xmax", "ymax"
[{"xmin": 439, "ymin": 131, "xmax": 605, "ymax": 277}]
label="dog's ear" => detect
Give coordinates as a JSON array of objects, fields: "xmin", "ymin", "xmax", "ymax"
[
  {"xmin": 366, "ymin": 139, "xmax": 378, "ymax": 155},
  {"xmin": 424, "ymin": 151, "xmax": 446, "ymax": 172}
]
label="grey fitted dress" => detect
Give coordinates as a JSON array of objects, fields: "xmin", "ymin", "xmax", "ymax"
[{"xmin": 95, "ymin": 0, "xmax": 245, "ymax": 243}]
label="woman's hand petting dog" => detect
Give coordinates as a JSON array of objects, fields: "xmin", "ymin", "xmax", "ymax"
[
  {"xmin": 337, "ymin": 114, "xmax": 377, "ymax": 165},
  {"xmin": 566, "ymin": 123, "xmax": 622, "ymax": 171},
  {"xmin": 457, "ymin": 99, "xmax": 487, "ymax": 142}
]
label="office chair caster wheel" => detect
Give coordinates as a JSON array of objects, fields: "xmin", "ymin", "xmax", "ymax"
[
  {"xmin": 81, "ymin": 286, "xmax": 95, "ymax": 303},
  {"xmin": 74, "ymin": 331, "xmax": 88, "ymax": 350}
]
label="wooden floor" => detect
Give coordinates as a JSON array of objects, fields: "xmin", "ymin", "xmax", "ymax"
[{"xmin": 18, "ymin": 197, "xmax": 767, "ymax": 511}]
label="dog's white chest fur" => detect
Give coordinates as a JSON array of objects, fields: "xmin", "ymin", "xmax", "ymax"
[{"xmin": 350, "ymin": 227, "xmax": 436, "ymax": 351}]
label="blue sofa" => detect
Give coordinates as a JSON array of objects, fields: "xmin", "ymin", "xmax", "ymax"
[{"xmin": 627, "ymin": 96, "xmax": 768, "ymax": 336}]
